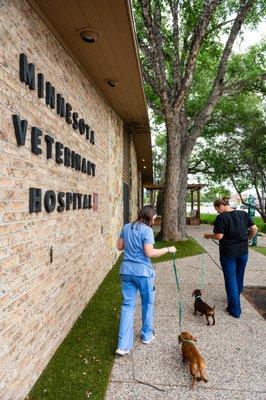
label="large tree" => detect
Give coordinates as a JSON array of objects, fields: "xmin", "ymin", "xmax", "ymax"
[
  {"xmin": 133, "ymin": 0, "xmax": 265, "ymax": 239},
  {"xmin": 190, "ymin": 91, "xmax": 266, "ymax": 221}
]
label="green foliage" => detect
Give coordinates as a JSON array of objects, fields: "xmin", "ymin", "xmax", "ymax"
[
  {"xmin": 200, "ymin": 213, "xmax": 217, "ymax": 225},
  {"xmin": 201, "ymin": 186, "xmax": 231, "ymax": 203},
  {"xmin": 134, "ymin": 0, "xmax": 265, "ymax": 190},
  {"xmin": 133, "ymin": 0, "xmax": 265, "ymax": 121},
  {"xmin": 254, "ymin": 217, "xmax": 266, "ymax": 233},
  {"xmin": 188, "ymin": 41, "xmax": 266, "ymax": 119},
  {"xmin": 226, "ymin": 42, "xmax": 266, "ymax": 94},
  {"xmin": 134, "ymin": 0, "xmax": 265, "ymax": 237},
  {"xmin": 191, "ymin": 90, "xmax": 266, "ymax": 218}
]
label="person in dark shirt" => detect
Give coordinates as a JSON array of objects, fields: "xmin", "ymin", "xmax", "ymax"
[{"xmin": 204, "ymin": 198, "xmax": 258, "ymax": 318}]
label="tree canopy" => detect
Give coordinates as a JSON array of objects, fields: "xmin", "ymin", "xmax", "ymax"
[
  {"xmin": 190, "ymin": 90, "xmax": 266, "ymax": 220},
  {"xmin": 133, "ymin": 0, "xmax": 266, "ymax": 239}
]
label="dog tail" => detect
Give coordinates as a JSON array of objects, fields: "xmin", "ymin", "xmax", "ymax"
[{"xmin": 197, "ymin": 361, "xmax": 208, "ymax": 383}]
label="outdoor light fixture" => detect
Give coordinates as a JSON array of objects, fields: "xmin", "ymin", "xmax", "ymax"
[
  {"xmin": 80, "ymin": 30, "xmax": 98, "ymax": 43},
  {"xmin": 142, "ymin": 158, "xmax": 145, "ymax": 162},
  {"xmin": 105, "ymin": 79, "xmax": 119, "ymax": 88},
  {"xmin": 143, "ymin": 165, "xmax": 147, "ymax": 169}
]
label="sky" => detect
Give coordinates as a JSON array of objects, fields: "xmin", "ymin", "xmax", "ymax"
[{"xmin": 228, "ymin": 20, "xmax": 265, "ymax": 52}]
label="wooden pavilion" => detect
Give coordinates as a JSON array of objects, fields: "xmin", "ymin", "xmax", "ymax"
[{"xmin": 145, "ymin": 183, "xmax": 205, "ymax": 225}]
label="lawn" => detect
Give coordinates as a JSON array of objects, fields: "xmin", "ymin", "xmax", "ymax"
[
  {"xmin": 26, "ymin": 238, "xmax": 204, "ymax": 400},
  {"xmin": 250, "ymin": 246, "xmax": 266, "ymax": 256},
  {"xmin": 152, "ymin": 236, "xmax": 205, "ymax": 263}
]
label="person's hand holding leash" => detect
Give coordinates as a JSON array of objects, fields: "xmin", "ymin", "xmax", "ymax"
[
  {"xmin": 204, "ymin": 233, "xmax": 223, "ymax": 240},
  {"xmin": 168, "ymin": 246, "xmax": 177, "ymax": 253}
]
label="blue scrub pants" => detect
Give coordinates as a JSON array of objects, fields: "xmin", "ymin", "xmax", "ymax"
[
  {"xmin": 220, "ymin": 254, "xmax": 248, "ymax": 318},
  {"xmin": 118, "ymin": 274, "xmax": 155, "ymax": 351}
]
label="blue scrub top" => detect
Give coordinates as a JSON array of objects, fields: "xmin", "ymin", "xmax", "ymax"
[{"xmin": 119, "ymin": 222, "xmax": 155, "ymax": 277}]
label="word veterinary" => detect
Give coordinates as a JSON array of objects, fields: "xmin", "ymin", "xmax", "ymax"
[
  {"xmin": 19, "ymin": 53, "xmax": 95, "ymax": 144},
  {"xmin": 12, "ymin": 115, "xmax": 96, "ymax": 176}
]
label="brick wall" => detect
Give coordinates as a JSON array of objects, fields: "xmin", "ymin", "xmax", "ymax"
[{"xmin": 0, "ymin": 0, "xmax": 139, "ymax": 399}]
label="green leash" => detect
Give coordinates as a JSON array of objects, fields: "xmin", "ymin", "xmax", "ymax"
[
  {"xmin": 172, "ymin": 256, "xmax": 180, "ymax": 292},
  {"xmin": 199, "ymin": 237, "xmax": 206, "ymax": 289},
  {"xmin": 172, "ymin": 256, "xmax": 184, "ymax": 333},
  {"xmin": 172, "ymin": 236, "xmax": 206, "ymax": 332}
]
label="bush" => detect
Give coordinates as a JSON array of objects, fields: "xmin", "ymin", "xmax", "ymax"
[
  {"xmin": 200, "ymin": 214, "xmax": 266, "ymax": 233},
  {"xmin": 254, "ymin": 217, "xmax": 266, "ymax": 233},
  {"xmin": 261, "ymin": 224, "xmax": 266, "ymax": 233},
  {"xmin": 200, "ymin": 213, "xmax": 216, "ymax": 225}
]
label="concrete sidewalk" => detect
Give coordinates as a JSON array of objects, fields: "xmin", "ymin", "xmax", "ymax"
[{"xmin": 105, "ymin": 225, "xmax": 266, "ymax": 400}]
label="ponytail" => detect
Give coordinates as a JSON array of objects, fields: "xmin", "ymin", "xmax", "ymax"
[
  {"xmin": 213, "ymin": 197, "xmax": 230, "ymax": 208},
  {"xmin": 132, "ymin": 205, "xmax": 157, "ymax": 228}
]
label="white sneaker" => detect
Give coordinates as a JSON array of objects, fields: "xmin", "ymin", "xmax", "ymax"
[
  {"xmin": 141, "ymin": 332, "xmax": 156, "ymax": 344},
  {"xmin": 115, "ymin": 348, "xmax": 130, "ymax": 356}
]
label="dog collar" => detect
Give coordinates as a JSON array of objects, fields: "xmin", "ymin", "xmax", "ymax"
[
  {"xmin": 195, "ymin": 295, "xmax": 201, "ymax": 299},
  {"xmin": 179, "ymin": 335, "xmax": 195, "ymax": 345}
]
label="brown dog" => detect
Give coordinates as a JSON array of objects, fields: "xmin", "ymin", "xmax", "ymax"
[
  {"xmin": 192, "ymin": 289, "xmax": 215, "ymax": 326},
  {"xmin": 178, "ymin": 331, "xmax": 208, "ymax": 388}
]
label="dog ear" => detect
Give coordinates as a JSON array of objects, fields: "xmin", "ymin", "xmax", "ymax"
[
  {"xmin": 190, "ymin": 334, "xmax": 197, "ymax": 342},
  {"xmin": 192, "ymin": 290, "xmax": 196, "ymax": 297},
  {"xmin": 178, "ymin": 335, "xmax": 182, "ymax": 344}
]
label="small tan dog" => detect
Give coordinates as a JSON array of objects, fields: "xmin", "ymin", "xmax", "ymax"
[{"xmin": 178, "ymin": 331, "xmax": 208, "ymax": 388}]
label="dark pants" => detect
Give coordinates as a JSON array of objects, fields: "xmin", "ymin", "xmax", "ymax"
[{"xmin": 220, "ymin": 254, "xmax": 248, "ymax": 318}]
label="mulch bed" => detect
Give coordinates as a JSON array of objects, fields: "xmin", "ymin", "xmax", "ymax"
[{"xmin": 243, "ymin": 286, "xmax": 266, "ymax": 319}]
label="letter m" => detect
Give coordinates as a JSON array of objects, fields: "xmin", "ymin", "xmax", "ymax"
[{"xmin": 19, "ymin": 53, "xmax": 35, "ymax": 90}]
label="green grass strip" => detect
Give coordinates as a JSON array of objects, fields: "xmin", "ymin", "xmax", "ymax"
[
  {"xmin": 250, "ymin": 246, "xmax": 266, "ymax": 256},
  {"xmin": 26, "ymin": 256, "xmax": 123, "ymax": 400},
  {"xmin": 26, "ymin": 237, "xmax": 204, "ymax": 400},
  {"xmin": 152, "ymin": 236, "xmax": 205, "ymax": 264}
]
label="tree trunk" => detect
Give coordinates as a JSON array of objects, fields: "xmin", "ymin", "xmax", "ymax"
[
  {"xmin": 156, "ymin": 189, "xmax": 164, "ymax": 216},
  {"xmin": 161, "ymin": 111, "xmax": 189, "ymax": 240}
]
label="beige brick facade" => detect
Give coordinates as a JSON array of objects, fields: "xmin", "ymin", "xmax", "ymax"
[{"xmin": 0, "ymin": 1, "xmax": 140, "ymax": 399}]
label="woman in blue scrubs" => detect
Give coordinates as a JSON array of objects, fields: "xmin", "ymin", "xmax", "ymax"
[{"xmin": 116, "ymin": 205, "xmax": 176, "ymax": 356}]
